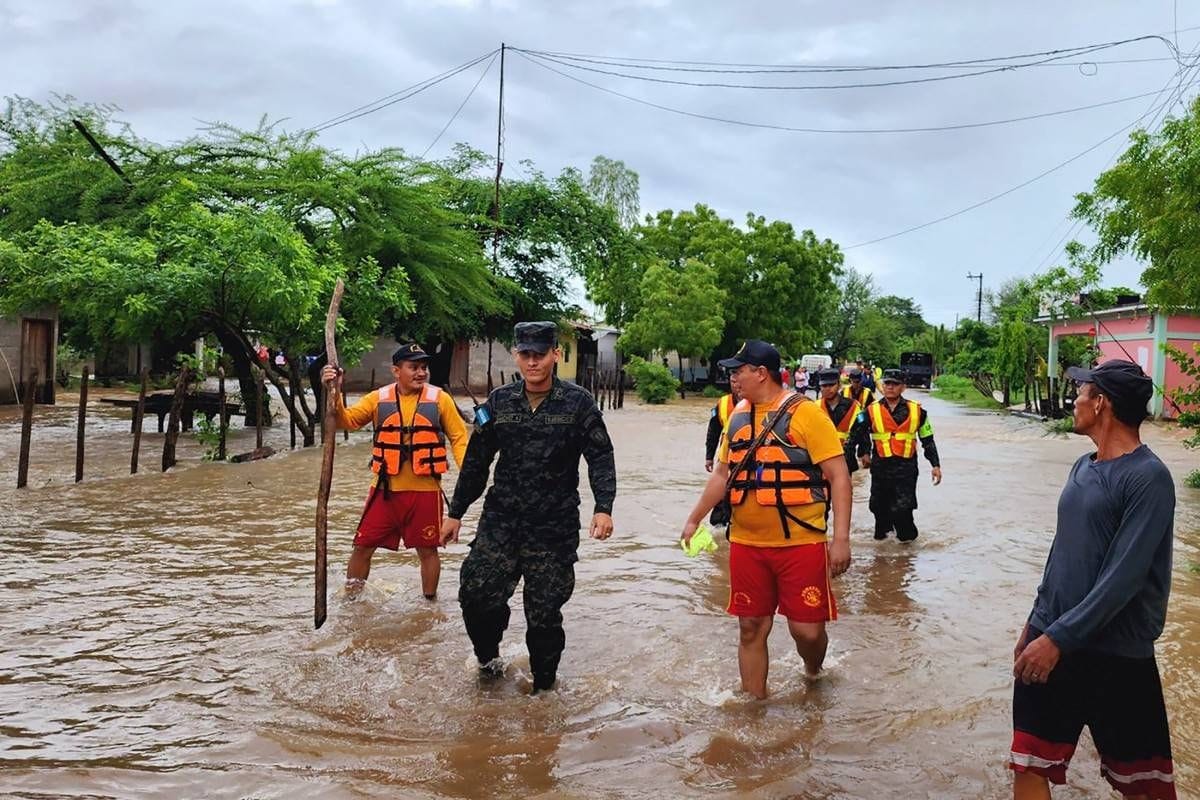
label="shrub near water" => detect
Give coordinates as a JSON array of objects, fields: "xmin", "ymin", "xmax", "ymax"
[
  {"xmin": 701, "ymin": 384, "xmax": 725, "ymax": 399},
  {"xmin": 626, "ymin": 357, "xmax": 679, "ymax": 404}
]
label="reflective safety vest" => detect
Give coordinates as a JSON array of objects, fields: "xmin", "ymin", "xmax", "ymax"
[
  {"xmin": 868, "ymin": 400, "xmax": 921, "ymax": 459},
  {"xmin": 726, "ymin": 393, "xmax": 829, "ymax": 538},
  {"xmin": 825, "ymin": 397, "xmax": 862, "ymax": 443},
  {"xmin": 842, "ymin": 385, "xmax": 872, "ymax": 406},
  {"xmin": 370, "ymin": 383, "xmax": 449, "ymax": 479},
  {"xmin": 716, "ymin": 393, "xmax": 736, "ymax": 429}
]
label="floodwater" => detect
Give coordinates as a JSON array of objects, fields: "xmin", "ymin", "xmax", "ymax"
[{"xmin": 1, "ymin": 388, "xmax": 1197, "ymax": 799}]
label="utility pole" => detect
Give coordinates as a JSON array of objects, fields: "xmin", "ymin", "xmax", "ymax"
[
  {"xmin": 966, "ymin": 272, "xmax": 983, "ymax": 322},
  {"xmin": 491, "ymin": 43, "xmax": 506, "ymax": 272}
]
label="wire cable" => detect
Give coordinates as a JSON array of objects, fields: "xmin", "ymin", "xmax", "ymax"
[
  {"xmin": 303, "ymin": 49, "xmax": 498, "ymax": 134},
  {"xmin": 516, "ymin": 36, "xmax": 1178, "ymax": 91},
  {"xmin": 518, "ymin": 26, "xmax": 1200, "ymax": 72},
  {"xmin": 845, "ymin": 53, "xmax": 1200, "ymax": 250},
  {"xmin": 514, "ymin": 50, "xmax": 1166, "ymax": 135},
  {"xmin": 419, "ymin": 51, "xmax": 500, "ymax": 160}
]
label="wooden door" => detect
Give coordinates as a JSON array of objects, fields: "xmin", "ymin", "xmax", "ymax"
[{"xmin": 20, "ymin": 318, "xmax": 54, "ymax": 404}]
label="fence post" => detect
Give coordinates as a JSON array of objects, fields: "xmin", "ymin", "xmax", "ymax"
[
  {"xmin": 617, "ymin": 368, "xmax": 625, "ymax": 409},
  {"xmin": 131, "ymin": 368, "xmax": 148, "ymax": 474},
  {"xmin": 161, "ymin": 367, "xmax": 190, "ymax": 472},
  {"xmin": 342, "ymin": 386, "xmax": 349, "ymax": 441},
  {"xmin": 255, "ymin": 368, "xmax": 265, "ymax": 450},
  {"xmin": 16, "ymin": 369, "xmax": 36, "ymax": 488},
  {"xmin": 217, "ymin": 367, "xmax": 228, "ymax": 461},
  {"xmin": 74, "ymin": 367, "xmax": 89, "ymax": 483}
]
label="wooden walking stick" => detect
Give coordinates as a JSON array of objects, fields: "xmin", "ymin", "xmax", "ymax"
[{"xmin": 314, "ymin": 279, "xmax": 344, "ymax": 629}]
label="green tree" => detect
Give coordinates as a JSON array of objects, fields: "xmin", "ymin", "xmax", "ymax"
[
  {"xmin": 619, "ymin": 259, "xmax": 726, "ymax": 398},
  {"xmin": 586, "ymin": 155, "xmax": 640, "ymax": 230},
  {"xmin": 822, "ymin": 266, "xmax": 874, "ymax": 361}
]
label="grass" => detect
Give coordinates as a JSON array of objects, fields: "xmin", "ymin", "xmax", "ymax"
[
  {"xmin": 931, "ymin": 374, "xmax": 1005, "ymax": 410},
  {"xmin": 1186, "ymin": 469, "xmax": 1200, "ymax": 489},
  {"xmin": 701, "ymin": 384, "xmax": 725, "ymax": 399},
  {"xmin": 1045, "ymin": 416, "xmax": 1076, "ymax": 436}
]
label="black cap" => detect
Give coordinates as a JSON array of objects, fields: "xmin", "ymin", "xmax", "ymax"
[
  {"xmin": 849, "ymin": 368, "xmax": 864, "ymax": 380},
  {"xmin": 1067, "ymin": 360, "xmax": 1153, "ymax": 406},
  {"xmin": 392, "ymin": 342, "xmax": 431, "ymax": 363},
  {"xmin": 718, "ymin": 340, "xmax": 781, "ymax": 373},
  {"xmin": 514, "ymin": 321, "xmax": 557, "ymax": 354},
  {"xmin": 881, "ymin": 369, "xmax": 905, "ymax": 384},
  {"xmin": 818, "ymin": 369, "xmax": 841, "ymax": 386}
]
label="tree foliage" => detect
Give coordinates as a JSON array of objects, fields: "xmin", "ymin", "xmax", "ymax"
[{"xmin": 619, "ymin": 259, "xmax": 725, "ymax": 360}]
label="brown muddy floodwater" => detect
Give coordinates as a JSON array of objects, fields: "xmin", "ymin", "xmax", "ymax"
[{"xmin": 0, "ymin": 390, "xmax": 1197, "ymax": 799}]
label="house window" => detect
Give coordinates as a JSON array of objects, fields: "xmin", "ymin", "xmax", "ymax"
[{"xmin": 562, "ymin": 343, "xmax": 572, "ymax": 362}]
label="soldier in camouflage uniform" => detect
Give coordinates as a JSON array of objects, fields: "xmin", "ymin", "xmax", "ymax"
[{"xmin": 440, "ymin": 321, "xmax": 617, "ymax": 693}]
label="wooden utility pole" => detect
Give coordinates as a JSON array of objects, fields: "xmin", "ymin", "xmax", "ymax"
[
  {"xmin": 16, "ymin": 370, "xmax": 36, "ymax": 488},
  {"xmin": 74, "ymin": 367, "xmax": 89, "ymax": 483},
  {"xmin": 131, "ymin": 368, "xmax": 148, "ymax": 474}
]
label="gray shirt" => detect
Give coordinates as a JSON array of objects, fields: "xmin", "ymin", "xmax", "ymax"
[{"xmin": 1030, "ymin": 444, "xmax": 1175, "ymax": 658}]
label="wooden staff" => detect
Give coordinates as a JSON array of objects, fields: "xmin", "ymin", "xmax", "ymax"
[
  {"xmin": 75, "ymin": 367, "xmax": 89, "ymax": 483},
  {"xmin": 131, "ymin": 368, "xmax": 148, "ymax": 474},
  {"xmin": 217, "ymin": 367, "xmax": 228, "ymax": 461},
  {"xmin": 16, "ymin": 369, "xmax": 36, "ymax": 489},
  {"xmin": 161, "ymin": 367, "xmax": 190, "ymax": 472},
  {"xmin": 314, "ymin": 279, "xmax": 344, "ymax": 629}
]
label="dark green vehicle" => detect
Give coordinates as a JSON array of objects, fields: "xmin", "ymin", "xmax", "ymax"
[{"xmin": 900, "ymin": 352, "xmax": 934, "ymax": 388}]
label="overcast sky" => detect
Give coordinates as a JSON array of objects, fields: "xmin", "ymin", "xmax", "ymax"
[{"xmin": 2, "ymin": 0, "xmax": 1194, "ymax": 327}]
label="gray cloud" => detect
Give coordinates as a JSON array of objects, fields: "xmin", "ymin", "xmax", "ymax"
[{"xmin": 1, "ymin": 0, "xmax": 1188, "ymax": 324}]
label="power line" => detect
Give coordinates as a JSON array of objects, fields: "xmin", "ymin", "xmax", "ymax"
[
  {"xmin": 420, "ymin": 51, "xmax": 500, "ymax": 160},
  {"xmin": 526, "ymin": 35, "xmax": 1183, "ymax": 76},
  {"xmin": 514, "ymin": 50, "xmax": 1165, "ymax": 135},
  {"xmin": 518, "ymin": 26, "xmax": 1200, "ymax": 71},
  {"xmin": 1024, "ymin": 41, "xmax": 1200, "ymax": 273},
  {"xmin": 845, "ymin": 54, "xmax": 1200, "ymax": 250},
  {"xmin": 515, "ymin": 35, "xmax": 1178, "ymax": 91},
  {"xmin": 302, "ymin": 49, "xmax": 498, "ymax": 134}
]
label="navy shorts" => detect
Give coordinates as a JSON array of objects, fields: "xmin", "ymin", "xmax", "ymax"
[{"xmin": 1009, "ymin": 629, "xmax": 1175, "ymax": 799}]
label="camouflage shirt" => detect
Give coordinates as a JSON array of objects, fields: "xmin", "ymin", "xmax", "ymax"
[{"xmin": 447, "ymin": 377, "xmax": 617, "ymax": 526}]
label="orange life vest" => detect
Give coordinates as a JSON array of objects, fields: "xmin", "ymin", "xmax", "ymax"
[
  {"xmin": 716, "ymin": 393, "xmax": 736, "ymax": 428},
  {"xmin": 842, "ymin": 385, "xmax": 872, "ymax": 406},
  {"xmin": 370, "ymin": 383, "xmax": 448, "ymax": 479},
  {"xmin": 726, "ymin": 393, "xmax": 829, "ymax": 538},
  {"xmin": 825, "ymin": 397, "xmax": 862, "ymax": 443},
  {"xmin": 868, "ymin": 399, "xmax": 921, "ymax": 459}
]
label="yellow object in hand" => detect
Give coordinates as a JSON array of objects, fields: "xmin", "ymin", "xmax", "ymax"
[{"xmin": 681, "ymin": 523, "xmax": 718, "ymax": 557}]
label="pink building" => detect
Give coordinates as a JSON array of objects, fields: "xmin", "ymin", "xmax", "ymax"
[{"xmin": 1037, "ymin": 302, "xmax": 1200, "ymax": 419}]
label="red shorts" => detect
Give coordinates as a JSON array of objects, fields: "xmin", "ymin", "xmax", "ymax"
[
  {"xmin": 727, "ymin": 541, "xmax": 837, "ymax": 622},
  {"xmin": 354, "ymin": 487, "xmax": 443, "ymax": 550}
]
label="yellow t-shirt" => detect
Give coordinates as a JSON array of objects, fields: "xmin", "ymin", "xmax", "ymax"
[
  {"xmin": 335, "ymin": 384, "xmax": 470, "ymax": 493},
  {"xmin": 717, "ymin": 394, "xmax": 844, "ymax": 547}
]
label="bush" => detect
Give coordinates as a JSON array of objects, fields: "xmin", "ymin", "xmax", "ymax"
[
  {"xmin": 701, "ymin": 384, "xmax": 725, "ymax": 399},
  {"xmin": 1045, "ymin": 416, "xmax": 1075, "ymax": 436},
  {"xmin": 1186, "ymin": 469, "xmax": 1200, "ymax": 489},
  {"xmin": 931, "ymin": 374, "xmax": 1004, "ymax": 410},
  {"xmin": 625, "ymin": 357, "xmax": 679, "ymax": 404}
]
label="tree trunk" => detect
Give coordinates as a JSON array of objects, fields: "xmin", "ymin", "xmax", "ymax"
[
  {"xmin": 211, "ymin": 324, "xmax": 269, "ymax": 427},
  {"xmin": 677, "ymin": 353, "xmax": 686, "ymax": 400}
]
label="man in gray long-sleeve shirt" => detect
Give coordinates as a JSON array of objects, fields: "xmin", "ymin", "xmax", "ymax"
[{"xmin": 1009, "ymin": 359, "xmax": 1177, "ymax": 800}]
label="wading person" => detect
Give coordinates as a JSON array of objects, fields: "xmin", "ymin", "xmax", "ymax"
[
  {"xmin": 843, "ymin": 368, "xmax": 874, "ymax": 407},
  {"xmin": 1010, "ymin": 360, "xmax": 1176, "ymax": 800},
  {"xmin": 818, "ymin": 369, "xmax": 869, "ymax": 475},
  {"xmin": 441, "ymin": 321, "xmax": 616, "ymax": 694},
  {"xmin": 861, "ymin": 369, "xmax": 941, "ymax": 542},
  {"xmin": 322, "ymin": 344, "xmax": 469, "ymax": 600},
  {"xmin": 704, "ymin": 372, "xmax": 741, "ymax": 473},
  {"xmin": 681, "ymin": 340, "xmax": 852, "ymax": 699}
]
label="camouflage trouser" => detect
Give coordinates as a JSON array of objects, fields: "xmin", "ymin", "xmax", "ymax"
[{"xmin": 458, "ymin": 519, "xmax": 578, "ymax": 685}]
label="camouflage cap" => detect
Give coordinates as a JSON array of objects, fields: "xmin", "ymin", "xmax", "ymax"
[{"xmin": 514, "ymin": 321, "xmax": 558, "ymax": 354}]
